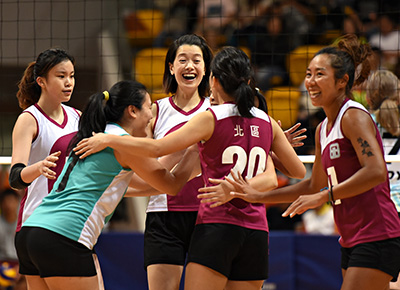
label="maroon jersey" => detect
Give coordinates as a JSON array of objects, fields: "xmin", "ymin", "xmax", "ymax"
[
  {"xmin": 320, "ymin": 99, "xmax": 400, "ymax": 247},
  {"xmin": 197, "ymin": 103, "xmax": 273, "ymax": 231}
]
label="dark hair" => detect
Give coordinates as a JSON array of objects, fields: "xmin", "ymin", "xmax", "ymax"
[
  {"xmin": 255, "ymin": 89, "xmax": 268, "ymax": 113},
  {"xmin": 56, "ymin": 80, "xmax": 148, "ymax": 192},
  {"xmin": 163, "ymin": 34, "xmax": 213, "ymax": 97},
  {"xmin": 69, "ymin": 80, "xmax": 147, "ymax": 159},
  {"xmin": 16, "ymin": 48, "xmax": 75, "ymax": 110},
  {"xmin": 211, "ymin": 46, "xmax": 256, "ymax": 117},
  {"xmin": 315, "ymin": 34, "xmax": 372, "ymax": 98}
]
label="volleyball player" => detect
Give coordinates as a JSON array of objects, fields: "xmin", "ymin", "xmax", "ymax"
[
  {"xmin": 141, "ymin": 34, "xmax": 213, "ymax": 290},
  {"xmin": 15, "ymin": 80, "xmax": 199, "ymax": 290},
  {"xmin": 74, "ymin": 46, "xmax": 306, "ymax": 290},
  {"xmin": 211, "ymin": 35, "xmax": 400, "ymax": 290},
  {"xmin": 9, "ymin": 48, "xmax": 79, "ymax": 231}
]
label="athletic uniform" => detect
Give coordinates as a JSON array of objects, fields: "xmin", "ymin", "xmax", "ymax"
[
  {"xmin": 144, "ymin": 96, "xmax": 210, "ymax": 267},
  {"xmin": 16, "ymin": 103, "xmax": 80, "ymax": 232},
  {"xmin": 16, "ymin": 123, "xmax": 133, "ymax": 277},
  {"xmin": 319, "ymin": 99, "xmax": 400, "ymax": 279},
  {"xmin": 188, "ymin": 103, "xmax": 273, "ymax": 280}
]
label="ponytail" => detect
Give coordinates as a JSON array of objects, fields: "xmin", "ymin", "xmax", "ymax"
[
  {"xmin": 68, "ymin": 80, "xmax": 147, "ymax": 161},
  {"xmin": 316, "ymin": 34, "xmax": 372, "ymax": 98},
  {"xmin": 375, "ymin": 99, "xmax": 400, "ymax": 136},
  {"xmin": 211, "ymin": 47, "xmax": 255, "ymax": 117},
  {"xmin": 16, "ymin": 62, "xmax": 41, "ymax": 110}
]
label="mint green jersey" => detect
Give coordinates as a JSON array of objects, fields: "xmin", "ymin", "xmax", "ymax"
[{"xmin": 24, "ymin": 123, "xmax": 133, "ymax": 249}]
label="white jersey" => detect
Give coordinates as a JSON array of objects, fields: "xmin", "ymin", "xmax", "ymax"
[
  {"xmin": 16, "ymin": 103, "xmax": 80, "ymax": 231},
  {"xmin": 147, "ymin": 96, "xmax": 210, "ymax": 212}
]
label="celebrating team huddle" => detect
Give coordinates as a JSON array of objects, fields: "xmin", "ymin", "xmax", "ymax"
[{"xmin": 7, "ymin": 33, "xmax": 400, "ymax": 290}]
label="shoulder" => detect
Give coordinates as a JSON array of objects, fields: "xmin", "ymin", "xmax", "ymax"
[
  {"xmin": 15, "ymin": 110, "xmax": 37, "ymax": 128},
  {"xmin": 62, "ymin": 104, "xmax": 81, "ymax": 117},
  {"xmin": 105, "ymin": 123, "xmax": 129, "ymax": 136},
  {"xmin": 342, "ymin": 107, "xmax": 375, "ymax": 139}
]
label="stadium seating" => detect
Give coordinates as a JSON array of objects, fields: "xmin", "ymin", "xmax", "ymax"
[
  {"xmin": 286, "ymin": 45, "xmax": 324, "ymax": 87},
  {"xmin": 133, "ymin": 47, "xmax": 169, "ymax": 101},
  {"xmin": 124, "ymin": 9, "xmax": 164, "ymax": 47},
  {"xmin": 264, "ymin": 86, "xmax": 301, "ymax": 130}
]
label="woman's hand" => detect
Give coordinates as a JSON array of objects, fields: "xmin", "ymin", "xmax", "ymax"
[
  {"xmin": 197, "ymin": 177, "xmax": 234, "ymax": 208},
  {"xmin": 198, "ymin": 170, "xmax": 268, "ymax": 206},
  {"xmin": 282, "ymin": 191, "xmax": 328, "ymax": 218},
  {"xmin": 224, "ymin": 170, "xmax": 266, "ymax": 203},
  {"xmin": 73, "ymin": 133, "xmax": 108, "ymax": 159},
  {"xmin": 280, "ymin": 121, "xmax": 307, "ymax": 148},
  {"xmin": 37, "ymin": 151, "xmax": 61, "ymax": 179}
]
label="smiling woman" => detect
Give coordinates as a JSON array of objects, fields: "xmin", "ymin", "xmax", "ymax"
[
  {"xmin": 139, "ymin": 34, "xmax": 213, "ymax": 290},
  {"xmin": 221, "ymin": 34, "xmax": 400, "ymax": 290},
  {"xmin": 14, "ymin": 80, "xmax": 198, "ymax": 290}
]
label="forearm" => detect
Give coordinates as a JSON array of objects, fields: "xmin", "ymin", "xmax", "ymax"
[
  {"xmin": 19, "ymin": 162, "xmax": 43, "ymax": 184},
  {"xmin": 254, "ymin": 178, "xmax": 316, "ymax": 204},
  {"xmin": 107, "ymin": 135, "xmax": 161, "ymax": 158},
  {"xmin": 127, "ymin": 152, "xmax": 186, "ymax": 194},
  {"xmin": 168, "ymin": 148, "xmax": 199, "ymax": 195},
  {"xmin": 270, "ymin": 152, "xmax": 291, "ymax": 177},
  {"xmin": 327, "ymin": 166, "xmax": 386, "ymax": 202},
  {"xmin": 248, "ymin": 170, "xmax": 278, "ymax": 192},
  {"xmin": 125, "ymin": 186, "xmax": 160, "ymax": 197}
]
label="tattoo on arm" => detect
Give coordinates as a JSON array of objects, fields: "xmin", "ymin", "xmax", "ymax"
[{"xmin": 357, "ymin": 137, "xmax": 374, "ymax": 157}]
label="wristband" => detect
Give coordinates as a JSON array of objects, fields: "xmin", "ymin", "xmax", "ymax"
[
  {"xmin": 320, "ymin": 187, "xmax": 331, "ymax": 203},
  {"xmin": 329, "ymin": 185, "xmax": 334, "ymax": 203}
]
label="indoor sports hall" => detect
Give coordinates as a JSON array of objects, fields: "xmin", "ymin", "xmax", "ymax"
[{"xmin": 0, "ymin": 1, "xmax": 399, "ymax": 289}]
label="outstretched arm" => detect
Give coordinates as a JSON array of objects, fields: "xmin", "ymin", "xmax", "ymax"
[
  {"xmin": 217, "ymin": 124, "xmax": 327, "ymax": 205},
  {"xmin": 74, "ymin": 111, "xmax": 214, "ymax": 159},
  {"xmin": 118, "ymin": 144, "xmax": 199, "ymax": 196}
]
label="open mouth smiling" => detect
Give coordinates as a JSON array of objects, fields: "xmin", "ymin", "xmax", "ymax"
[{"xmin": 183, "ymin": 73, "xmax": 196, "ymax": 80}]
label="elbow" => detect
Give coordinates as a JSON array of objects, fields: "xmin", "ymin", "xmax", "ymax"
[
  {"xmin": 150, "ymin": 144, "xmax": 164, "ymax": 158},
  {"xmin": 369, "ymin": 166, "xmax": 388, "ymax": 187},
  {"xmin": 377, "ymin": 168, "xmax": 388, "ymax": 185},
  {"xmin": 163, "ymin": 181, "xmax": 181, "ymax": 196},
  {"xmin": 270, "ymin": 178, "xmax": 279, "ymax": 191},
  {"xmin": 165, "ymin": 187, "xmax": 179, "ymax": 197}
]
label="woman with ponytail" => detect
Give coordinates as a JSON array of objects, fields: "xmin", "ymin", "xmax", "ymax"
[
  {"xmin": 215, "ymin": 35, "xmax": 400, "ymax": 290},
  {"xmin": 73, "ymin": 46, "xmax": 306, "ymax": 290},
  {"xmin": 10, "ymin": 48, "xmax": 79, "ymax": 231},
  {"xmin": 15, "ymin": 80, "xmax": 198, "ymax": 290}
]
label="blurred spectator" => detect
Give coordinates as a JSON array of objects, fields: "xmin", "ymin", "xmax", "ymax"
[
  {"xmin": 278, "ymin": 0, "xmax": 317, "ymax": 47},
  {"xmin": 0, "ymin": 188, "xmax": 24, "ymax": 290},
  {"xmin": 369, "ymin": 13, "xmax": 400, "ymax": 71},
  {"xmin": 302, "ymin": 203, "xmax": 337, "ymax": 235},
  {"xmin": 253, "ymin": 14, "xmax": 292, "ymax": 90},
  {"xmin": 234, "ymin": 0, "xmax": 271, "ymax": 31},
  {"xmin": 194, "ymin": 0, "xmax": 238, "ymax": 50},
  {"xmin": 0, "ymin": 189, "xmax": 19, "ymax": 264},
  {"xmin": 341, "ymin": 15, "xmax": 365, "ymax": 42},
  {"xmin": 153, "ymin": 0, "xmax": 199, "ymax": 47}
]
